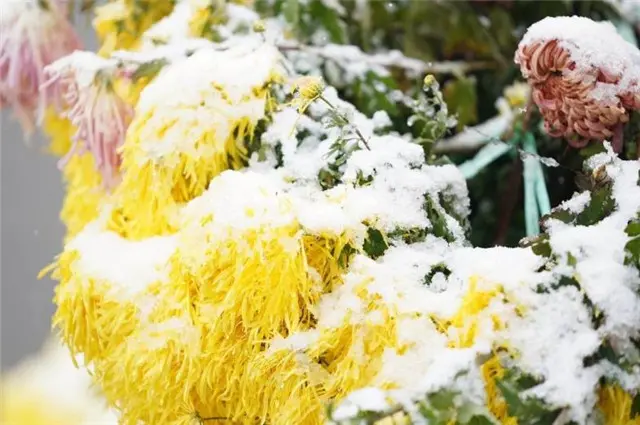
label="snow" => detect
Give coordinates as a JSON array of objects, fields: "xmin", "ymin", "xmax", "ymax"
[
  {"xmin": 547, "ymin": 155, "xmax": 640, "ymax": 349},
  {"xmin": 559, "ymin": 191, "xmax": 591, "ymax": 214},
  {"xmin": 44, "ymin": 51, "xmax": 116, "ymax": 88},
  {"xmin": 268, "ymin": 330, "xmax": 320, "ymax": 354},
  {"xmin": 133, "ymin": 41, "xmax": 281, "ymax": 160},
  {"xmin": 331, "ymin": 388, "xmax": 390, "ymax": 421},
  {"xmin": 507, "ymin": 287, "xmax": 602, "ymax": 424},
  {"xmin": 180, "ymin": 170, "xmax": 296, "ymax": 234},
  {"xmin": 519, "ymin": 16, "xmax": 640, "ymax": 104},
  {"xmin": 43, "ymin": 5, "xmax": 640, "ymax": 423},
  {"xmin": 68, "ymin": 222, "xmax": 177, "ymax": 301}
]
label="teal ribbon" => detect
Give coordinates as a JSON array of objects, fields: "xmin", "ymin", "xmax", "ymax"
[
  {"xmin": 522, "ymin": 133, "xmax": 551, "ymax": 237},
  {"xmin": 457, "ymin": 130, "xmax": 551, "ymax": 238},
  {"xmin": 459, "ymin": 141, "xmax": 512, "ymax": 179}
]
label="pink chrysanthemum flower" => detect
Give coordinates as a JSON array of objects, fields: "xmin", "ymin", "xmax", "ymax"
[
  {"xmin": 515, "ymin": 16, "xmax": 640, "ymax": 152},
  {"xmin": 42, "ymin": 52, "xmax": 133, "ymax": 188},
  {"xmin": 0, "ymin": 0, "xmax": 81, "ymax": 134}
]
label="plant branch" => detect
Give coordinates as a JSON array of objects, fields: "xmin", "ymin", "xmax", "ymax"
[
  {"xmin": 277, "ymin": 41, "xmax": 495, "ymax": 76},
  {"xmin": 319, "ymin": 95, "xmax": 372, "ymax": 151}
]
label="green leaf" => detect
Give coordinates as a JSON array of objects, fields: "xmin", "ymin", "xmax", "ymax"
[
  {"xmin": 625, "ymin": 235, "xmax": 640, "ymax": 268},
  {"xmin": 423, "ymin": 262, "xmax": 452, "ymax": 286},
  {"xmin": 131, "ymin": 59, "xmax": 167, "ymax": 82},
  {"xmin": 464, "ymin": 415, "xmax": 497, "ymax": 425},
  {"xmin": 443, "ymin": 75, "xmax": 478, "ymax": 131},
  {"xmin": 576, "ymin": 185, "xmax": 615, "ymax": 226},
  {"xmin": 363, "ymin": 227, "xmax": 389, "ymax": 259},
  {"xmin": 626, "ymin": 219, "xmax": 640, "ymax": 237},
  {"xmin": 424, "ymin": 195, "xmax": 455, "ymax": 242},
  {"xmin": 496, "ymin": 371, "xmax": 561, "ymax": 425},
  {"xmin": 522, "ymin": 234, "xmax": 552, "ymax": 258},
  {"xmin": 283, "ymin": 0, "xmax": 300, "ymax": 29},
  {"xmin": 631, "ymin": 392, "xmax": 640, "ymax": 417},
  {"xmin": 310, "ymin": 0, "xmax": 347, "ymax": 44},
  {"xmin": 338, "ymin": 243, "xmax": 356, "ymax": 269},
  {"xmin": 579, "ymin": 142, "xmax": 607, "ymax": 158}
]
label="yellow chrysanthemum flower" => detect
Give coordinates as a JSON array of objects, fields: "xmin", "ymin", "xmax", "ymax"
[
  {"xmin": 599, "ymin": 384, "xmax": 640, "ymax": 425},
  {"xmin": 188, "ymin": 0, "xmax": 227, "ymax": 38},
  {"xmin": 108, "ymin": 43, "xmax": 282, "ymax": 239},
  {"xmin": 291, "ymin": 75, "xmax": 326, "ymax": 114},
  {"xmin": 41, "ymin": 108, "xmax": 74, "ymax": 157},
  {"xmin": 51, "ymin": 171, "xmax": 350, "ymax": 425},
  {"xmin": 93, "ymin": 0, "xmax": 175, "ymax": 56},
  {"xmin": 59, "ymin": 153, "xmax": 107, "ymax": 241}
]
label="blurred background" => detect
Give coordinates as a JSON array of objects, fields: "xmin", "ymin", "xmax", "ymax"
[
  {"xmin": 1, "ymin": 19, "xmax": 96, "ymax": 372},
  {"xmin": 1, "ymin": 105, "xmax": 66, "ymax": 371}
]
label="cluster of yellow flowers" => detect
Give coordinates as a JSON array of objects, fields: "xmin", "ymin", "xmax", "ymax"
[{"xmin": 18, "ymin": 2, "xmax": 640, "ymax": 425}]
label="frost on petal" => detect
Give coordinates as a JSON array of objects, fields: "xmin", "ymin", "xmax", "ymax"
[{"xmin": 0, "ymin": 0, "xmax": 81, "ymax": 135}]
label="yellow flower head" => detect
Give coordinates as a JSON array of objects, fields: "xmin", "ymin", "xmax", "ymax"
[
  {"xmin": 253, "ymin": 19, "xmax": 266, "ymax": 33},
  {"xmin": 423, "ymin": 74, "xmax": 437, "ymax": 89},
  {"xmin": 108, "ymin": 43, "xmax": 282, "ymax": 239},
  {"xmin": 291, "ymin": 76, "xmax": 325, "ymax": 113},
  {"xmin": 504, "ymin": 81, "xmax": 531, "ymax": 109},
  {"xmin": 598, "ymin": 384, "xmax": 640, "ymax": 425},
  {"xmin": 50, "ymin": 171, "xmax": 351, "ymax": 424},
  {"xmin": 41, "ymin": 108, "xmax": 74, "ymax": 157},
  {"xmin": 93, "ymin": 0, "xmax": 175, "ymax": 56}
]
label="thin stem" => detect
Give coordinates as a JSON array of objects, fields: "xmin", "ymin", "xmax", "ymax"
[{"xmin": 318, "ymin": 96, "xmax": 371, "ymax": 151}]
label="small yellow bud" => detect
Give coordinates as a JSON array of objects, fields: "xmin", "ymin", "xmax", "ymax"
[
  {"xmin": 253, "ymin": 20, "xmax": 266, "ymax": 33},
  {"xmin": 504, "ymin": 82, "xmax": 530, "ymax": 109},
  {"xmin": 423, "ymin": 74, "xmax": 436, "ymax": 88},
  {"xmin": 290, "ymin": 76, "xmax": 325, "ymax": 113},
  {"xmin": 294, "ymin": 76, "xmax": 325, "ymax": 100}
]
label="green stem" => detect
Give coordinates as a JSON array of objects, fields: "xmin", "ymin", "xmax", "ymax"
[{"xmin": 319, "ymin": 96, "xmax": 371, "ymax": 151}]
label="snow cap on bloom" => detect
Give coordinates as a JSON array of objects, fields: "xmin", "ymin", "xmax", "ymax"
[
  {"xmin": 43, "ymin": 51, "xmax": 133, "ymax": 188},
  {"xmin": 0, "ymin": 0, "xmax": 81, "ymax": 134},
  {"xmin": 108, "ymin": 42, "xmax": 283, "ymax": 239},
  {"xmin": 515, "ymin": 16, "xmax": 640, "ymax": 151}
]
